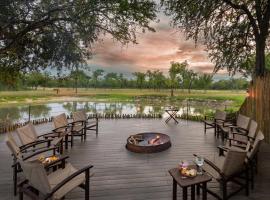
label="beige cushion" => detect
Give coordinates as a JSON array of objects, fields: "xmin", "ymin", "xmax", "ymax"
[
  {"xmin": 53, "ymin": 113, "xmax": 68, "ymax": 129},
  {"xmin": 203, "ymin": 154, "xmax": 225, "ymax": 180},
  {"xmin": 48, "ymin": 163, "xmax": 85, "ymax": 199},
  {"xmin": 17, "ymin": 123, "xmax": 38, "ymax": 145},
  {"xmin": 73, "ymin": 111, "xmax": 87, "ymax": 122}
]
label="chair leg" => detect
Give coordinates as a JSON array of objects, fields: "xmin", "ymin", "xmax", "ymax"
[
  {"xmin": 246, "ymin": 168, "xmax": 249, "ymax": 196},
  {"xmin": 96, "ymin": 122, "xmax": 99, "ymax": 135},
  {"xmin": 251, "ymin": 164, "xmax": 254, "ymax": 190},
  {"xmin": 204, "ymin": 123, "xmax": 206, "ymax": 134},
  {"xmin": 19, "ymin": 191, "xmax": 23, "ymax": 200},
  {"xmin": 222, "ymin": 181, "xmax": 227, "ymax": 200},
  {"xmin": 13, "ymin": 164, "xmax": 17, "ymax": 196},
  {"xmin": 85, "ymin": 168, "xmax": 90, "ymax": 200}
]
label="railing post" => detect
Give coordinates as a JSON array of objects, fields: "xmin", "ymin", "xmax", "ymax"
[{"xmin": 28, "ymin": 105, "xmax": 31, "ymax": 122}]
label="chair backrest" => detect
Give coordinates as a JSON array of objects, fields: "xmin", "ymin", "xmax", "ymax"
[
  {"xmin": 236, "ymin": 114, "xmax": 250, "ymax": 130},
  {"xmin": 19, "ymin": 159, "xmax": 51, "ymax": 194},
  {"xmin": 6, "ymin": 133, "xmax": 22, "ymax": 159},
  {"xmin": 73, "ymin": 110, "xmax": 87, "ymax": 122},
  {"xmin": 248, "ymin": 120, "xmax": 258, "ymax": 139},
  {"xmin": 221, "ymin": 149, "xmax": 247, "ymax": 177},
  {"xmin": 247, "ymin": 130, "xmax": 264, "ymax": 161},
  {"xmin": 214, "ymin": 110, "xmax": 226, "ymax": 121},
  {"xmin": 215, "ymin": 110, "xmax": 227, "ymax": 120},
  {"xmin": 17, "ymin": 123, "xmax": 38, "ymax": 145},
  {"xmin": 53, "ymin": 113, "xmax": 68, "ymax": 129}
]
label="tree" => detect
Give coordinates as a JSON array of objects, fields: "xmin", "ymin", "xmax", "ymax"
[
  {"xmin": 183, "ymin": 69, "xmax": 197, "ymax": 93},
  {"xmin": 196, "ymin": 74, "xmax": 213, "ymax": 93},
  {"xmin": 133, "ymin": 72, "xmax": 146, "ymax": 89},
  {"xmin": 162, "ymin": 0, "xmax": 270, "ymax": 76},
  {"xmin": 168, "ymin": 61, "xmax": 187, "ymax": 96},
  {"xmin": 92, "ymin": 69, "xmax": 104, "ymax": 88},
  {"xmin": 1, "ymin": 0, "xmax": 157, "ymax": 72}
]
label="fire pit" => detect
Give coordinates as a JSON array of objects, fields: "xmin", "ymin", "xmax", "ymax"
[{"xmin": 126, "ymin": 132, "xmax": 171, "ymax": 153}]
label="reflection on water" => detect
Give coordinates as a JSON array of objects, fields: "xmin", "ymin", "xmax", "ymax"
[{"xmin": 0, "ymin": 100, "xmax": 231, "ymax": 124}]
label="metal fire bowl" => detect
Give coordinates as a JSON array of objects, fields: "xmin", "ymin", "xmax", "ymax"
[{"xmin": 126, "ymin": 132, "xmax": 171, "ymax": 153}]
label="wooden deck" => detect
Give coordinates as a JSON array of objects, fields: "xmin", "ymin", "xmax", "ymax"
[{"xmin": 0, "ymin": 119, "xmax": 270, "ymax": 200}]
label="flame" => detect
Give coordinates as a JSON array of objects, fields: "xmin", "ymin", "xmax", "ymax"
[{"xmin": 149, "ymin": 135, "xmax": 160, "ymax": 144}]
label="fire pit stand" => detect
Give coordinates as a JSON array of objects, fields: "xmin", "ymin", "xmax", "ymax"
[{"xmin": 126, "ymin": 132, "xmax": 171, "ymax": 153}]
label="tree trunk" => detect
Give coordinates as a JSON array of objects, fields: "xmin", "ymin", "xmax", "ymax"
[
  {"xmin": 240, "ymin": 72, "xmax": 270, "ymax": 143},
  {"xmin": 255, "ymin": 38, "xmax": 266, "ymax": 76},
  {"xmin": 170, "ymin": 88, "xmax": 174, "ymax": 97}
]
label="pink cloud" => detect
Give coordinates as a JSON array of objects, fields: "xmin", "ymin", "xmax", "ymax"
[{"xmin": 89, "ymin": 14, "xmax": 216, "ymax": 75}]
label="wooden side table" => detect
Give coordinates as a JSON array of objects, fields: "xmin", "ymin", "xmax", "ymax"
[
  {"xmin": 165, "ymin": 108, "xmax": 179, "ymax": 124},
  {"xmin": 169, "ymin": 166, "xmax": 212, "ymax": 200}
]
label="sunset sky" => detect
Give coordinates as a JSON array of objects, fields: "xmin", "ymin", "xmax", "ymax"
[{"xmin": 88, "ymin": 12, "xmax": 228, "ymax": 80}]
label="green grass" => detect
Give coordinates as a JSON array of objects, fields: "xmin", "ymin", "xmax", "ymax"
[{"xmin": 0, "ymin": 88, "xmax": 246, "ymax": 110}]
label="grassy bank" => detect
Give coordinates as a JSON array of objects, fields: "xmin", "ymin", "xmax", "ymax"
[{"xmin": 0, "ymin": 88, "xmax": 246, "ymax": 109}]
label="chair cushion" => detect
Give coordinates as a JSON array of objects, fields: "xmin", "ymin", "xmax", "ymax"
[
  {"xmin": 203, "ymin": 120, "xmax": 215, "ymax": 126},
  {"xmin": 48, "ymin": 163, "xmax": 85, "ymax": 199},
  {"xmin": 203, "ymin": 154, "xmax": 225, "ymax": 180}
]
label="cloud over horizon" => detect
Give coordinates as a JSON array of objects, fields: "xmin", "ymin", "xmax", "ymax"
[{"xmin": 88, "ymin": 12, "xmax": 222, "ymax": 77}]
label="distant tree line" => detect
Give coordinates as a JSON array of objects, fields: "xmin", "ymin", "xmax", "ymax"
[{"xmin": 0, "ymin": 61, "xmax": 249, "ymax": 92}]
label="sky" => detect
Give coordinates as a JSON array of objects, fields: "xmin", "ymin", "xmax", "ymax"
[{"xmin": 87, "ymin": 11, "xmax": 228, "ymax": 80}]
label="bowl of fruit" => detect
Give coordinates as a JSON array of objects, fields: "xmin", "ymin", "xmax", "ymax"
[{"xmin": 179, "ymin": 161, "xmax": 197, "ymax": 178}]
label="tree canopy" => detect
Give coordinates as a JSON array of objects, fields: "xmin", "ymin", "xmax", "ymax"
[
  {"xmin": 0, "ymin": 0, "xmax": 157, "ymax": 71},
  {"xmin": 161, "ymin": 0, "xmax": 270, "ymax": 77}
]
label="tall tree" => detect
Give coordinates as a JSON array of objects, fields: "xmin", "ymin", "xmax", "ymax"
[
  {"xmin": 168, "ymin": 61, "xmax": 187, "ymax": 96},
  {"xmin": 92, "ymin": 69, "xmax": 104, "ymax": 88},
  {"xmin": 133, "ymin": 72, "xmax": 146, "ymax": 89},
  {"xmin": 196, "ymin": 74, "xmax": 213, "ymax": 93},
  {"xmin": 0, "ymin": 0, "xmax": 157, "ymax": 72},
  {"xmin": 162, "ymin": 0, "xmax": 270, "ymax": 76}
]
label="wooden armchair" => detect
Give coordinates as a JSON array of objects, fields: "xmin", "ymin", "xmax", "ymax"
[
  {"xmin": 73, "ymin": 110, "xmax": 98, "ymax": 137},
  {"xmin": 50, "ymin": 113, "xmax": 85, "ymax": 150},
  {"xmin": 218, "ymin": 131, "xmax": 264, "ymax": 190},
  {"xmin": 228, "ymin": 120, "xmax": 258, "ymax": 148},
  {"xmin": 194, "ymin": 149, "xmax": 248, "ymax": 200},
  {"xmin": 6, "ymin": 134, "xmax": 67, "ymax": 196},
  {"xmin": 219, "ymin": 114, "xmax": 250, "ymax": 141},
  {"xmin": 16, "ymin": 123, "xmax": 63, "ymax": 154},
  {"xmin": 203, "ymin": 110, "xmax": 226, "ymax": 136},
  {"xmin": 18, "ymin": 158, "xmax": 93, "ymax": 200}
]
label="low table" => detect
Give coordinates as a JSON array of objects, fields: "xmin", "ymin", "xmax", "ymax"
[
  {"xmin": 169, "ymin": 166, "xmax": 212, "ymax": 200},
  {"xmin": 165, "ymin": 108, "xmax": 179, "ymax": 124}
]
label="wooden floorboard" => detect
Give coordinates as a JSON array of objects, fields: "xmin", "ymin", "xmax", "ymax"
[{"xmin": 0, "ymin": 119, "xmax": 270, "ymax": 199}]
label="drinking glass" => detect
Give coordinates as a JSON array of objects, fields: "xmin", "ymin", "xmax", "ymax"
[{"xmin": 195, "ymin": 156, "xmax": 204, "ymax": 175}]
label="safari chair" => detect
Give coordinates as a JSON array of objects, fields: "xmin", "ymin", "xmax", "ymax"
[
  {"xmin": 52, "ymin": 113, "xmax": 85, "ymax": 150},
  {"xmin": 218, "ymin": 131, "xmax": 264, "ymax": 190},
  {"xmin": 203, "ymin": 110, "xmax": 226, "ymax": 136},
  {"xmin": 17, "ymin": 123, "xmax": 63, "ymax": 153},
  {"xmin": 73, "ymin": 110, "xmax": 98, "ymax": 137},
  {"xmin": 228, "ymin": 120, "xmax": 258, "ymax": 148},
  {"xmin": 18, "ymin": 158, "xmax": 93, "ymax": 200},
  {"xmin": 219, "ymin": 114, "xmax": 250, "ymax": 141},
  {"xmin": 6, "ymin": 133, "xmax": 67, "ymax": 196},
  {"xmin": 194, "ymin": 149, "xmax": 249, "ymax": 200}
]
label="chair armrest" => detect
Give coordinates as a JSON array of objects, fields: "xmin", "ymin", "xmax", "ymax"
[
  {"xmin": 44, "ymin": 156, "xmax": 69, "ymax": 170},
  {"xmin": 217, "ymin": 146, "xmax": 229, "ymax": 156},
  {"xmin": 69, "ymin": 120, "xmax": 85, "ymax": 126},
  {"xmin": 37, "ymin": 132, "xmax": 57, "ymax": 138},
  {"xmin": 22, "ymin": 147, "xmax": 57, "ymax": 161},
  {"xmin": 19, "ymin": 139, "xmax": 52, "ymax": 151},
  {"xmin": 193, "ymin": 154, "xmax": 225, "ymax": 179},
  {"xmin": 52, "ymin": 125, "xmax": 71, "ymax": 134},
  {"xmin": 45, "ymin": 165, "xmax": 93, "ymax": 199}
]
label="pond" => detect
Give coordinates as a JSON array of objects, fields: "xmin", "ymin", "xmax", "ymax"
[{"xmin": 0, "ymin": 99, "xmax": 233, "ymax": 124}]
